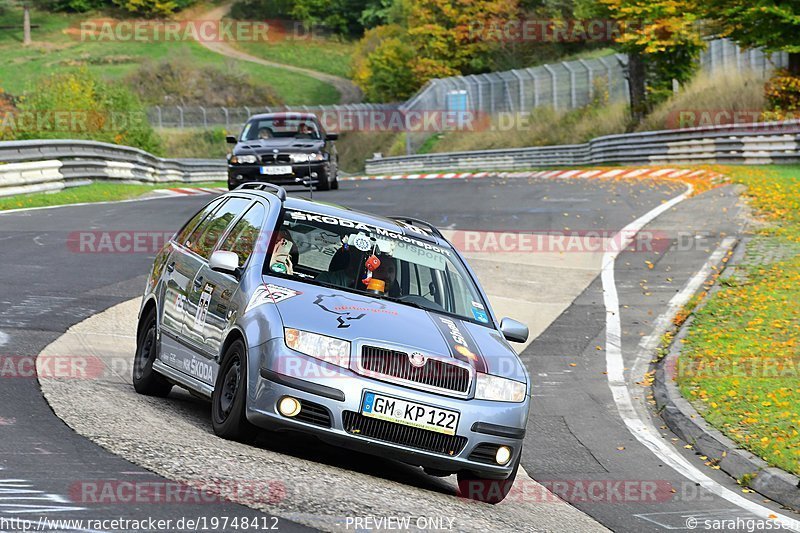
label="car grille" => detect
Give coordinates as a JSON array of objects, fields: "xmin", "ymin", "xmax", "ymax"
[
  {"xmin": 359, "ymin": 345, "xmax": 471, "ymax": 396},
  {"xmin": 259, "ymin": 154, "xmax": 292, "ymax": 164},
  {"xmin": 342, "ymin": 411, "xmax": 467, "ymax": 456}
]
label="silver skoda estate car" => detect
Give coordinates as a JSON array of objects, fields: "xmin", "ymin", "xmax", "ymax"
[{"xmin": 134, "ymin": 183, "xmax": 530, "ymax": 503}]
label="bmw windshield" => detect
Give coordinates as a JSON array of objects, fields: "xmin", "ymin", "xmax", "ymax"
[{"xmin": 266, "ymin": 209, "xmax": 492, "ymax": 326}]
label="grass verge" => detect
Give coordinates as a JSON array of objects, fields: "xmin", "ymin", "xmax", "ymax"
[
  {"xmin": 232, "ymin": 36, "xmax": 355, "ymax": 79},
  {"xmin": 0, "ymin": 181, "xmax": 225, "ymax": 211},
  {"xmin": 0, "ymin": 8, "xmax": 339, "ymax": 105},
  {"xmin": 678, "ymin": 164, "xmax": 800, "ymax": 476}
]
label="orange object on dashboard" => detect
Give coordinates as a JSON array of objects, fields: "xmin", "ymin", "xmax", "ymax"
[{"xmin": 366, "ymin": 278, "xmax": 385, "ymax": 293}]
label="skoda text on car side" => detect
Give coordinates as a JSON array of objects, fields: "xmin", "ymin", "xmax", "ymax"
[{"xmin": 134, "ymin": 183, "xmax": 531, "ymax": 503}]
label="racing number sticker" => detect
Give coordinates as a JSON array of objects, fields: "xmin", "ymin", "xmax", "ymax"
[{"xmin": 193, "ymin": 283, "xmax": 214, "ymax": 331}]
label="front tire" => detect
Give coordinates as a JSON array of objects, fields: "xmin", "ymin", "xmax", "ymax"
[
  {"xmin": 211, "ymin": 339, "xmax": 254, "ymax": 441},
  {"xmin": 457, "ymin": 452, "xmax": 520, "ymax": 504},
  {"xmin": 316, "ymin": 169, "xmax": 331, "ymax": 191},
  {"xmin": 132, "ymin": 309, "xmax": 172, "ymax": 397}
]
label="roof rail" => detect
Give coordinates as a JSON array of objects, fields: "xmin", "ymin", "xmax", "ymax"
[
  {"xmin": 235, "ymin": 182, "xmax": 287, "ymax": 201},
  {"xmin": 388, "ymin": 216, "xmax": 443, "ymax": 239}
]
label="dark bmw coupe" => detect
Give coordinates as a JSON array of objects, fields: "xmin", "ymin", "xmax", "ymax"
[{"xmin": 226, "ymin": 113, "xmax": 339, "ymax": 191}]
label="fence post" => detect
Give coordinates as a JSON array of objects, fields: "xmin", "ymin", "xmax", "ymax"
[
  {"xmin": 177, "ymin": 106, "xmax": 184, "ymax": 128},
  {"xmin": 512, "ymin": 70, "xmax": 525, "ymax": 113},
  {"xmin": 543, "ymin": 64, "xmax": 558, "ymax": 109},
  {"xmin": 201, "ymin": 106, "xmax": 207, "ymax": 129},
  {"xmin": 155, "ymin": 106, "xmax": 162, "ymax": 129},
  {"xmin": 221, "ymin": 107, "xmax": 229, "ymax": 128},
  {"xmin": 563, "ymin": 62, "xmax": 578, "ymax": 108},
  {"xmin": 578, "ymin": 59, "xmax": 594, "ymax": 102},
  {"xmin": 485, "ymin": 74, "xmax": 496, "ymax": 114}
]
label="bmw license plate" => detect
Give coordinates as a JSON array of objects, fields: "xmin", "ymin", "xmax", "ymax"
[
  {"xmin": 361, "ymin": 391, "xmax": 459, "ymax": 435},
  {"xmin": 260, "ymin": 165, "xmax": 292, "ymax": 175}
]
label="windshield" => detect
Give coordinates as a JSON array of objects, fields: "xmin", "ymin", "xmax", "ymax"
[
  {"xmin": 241, "ymin": 117, "xmax": 321, "ymax": 141},
  {"xmin": 265, "ymin": 209, "xmax": 492, "ymax": 326}
]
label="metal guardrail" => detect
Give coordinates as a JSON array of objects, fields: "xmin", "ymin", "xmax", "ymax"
[
  {"xmin": 0, "ymin": 140, "xmax": 226, "ymax": 197},
  {"xmin": 364, "ymin": 121, "xmax": 800, "ymax": 174}
]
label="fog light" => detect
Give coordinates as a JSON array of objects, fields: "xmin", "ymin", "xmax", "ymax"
[
  {"xmin": 278, "ymin": 396, "xmax": 301, "ymax": 417},
  {"xmin": 495, "ymin": 446, "xmax": 512, "ymax": 465}
]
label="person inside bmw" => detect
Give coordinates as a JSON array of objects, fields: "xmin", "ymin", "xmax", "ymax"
[
  {"xmin": 296, "ymin": 122, "xmax": 316, "ymax": 139},
  {"xmin": 257, "ymin": 127, "xmax": 273, "ymax": 140}
]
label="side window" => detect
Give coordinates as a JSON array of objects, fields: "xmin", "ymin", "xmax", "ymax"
[
  {"xmin": 174, "ymin": 198, "xmax": 225, "ymax": 246},
  {"xmin": 218, "ymin": 203, "xmax": 266, "ymax": 268},
  {"xmin": 187, "ymin": 197, "xmax": 252, "ymax": 259}
]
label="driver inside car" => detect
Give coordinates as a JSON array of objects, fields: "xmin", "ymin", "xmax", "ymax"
[{"xmin": 316, "ymin": 247, "xmax": 360, "ymax": 288}]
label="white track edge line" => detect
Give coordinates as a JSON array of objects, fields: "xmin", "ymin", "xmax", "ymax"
[{"xmin": 601, "ymin": 185, "xmax": 800, "ymax": 530}]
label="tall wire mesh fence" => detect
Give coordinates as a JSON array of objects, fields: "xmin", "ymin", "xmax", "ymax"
[{"xmin": 148, "ymin": 39, "xmax": 789, "ymax": 154}]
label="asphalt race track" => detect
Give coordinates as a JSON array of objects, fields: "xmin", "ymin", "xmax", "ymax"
[{"xmin": 1, "ymin": 175, "xmax": 798, "ymax": 532}]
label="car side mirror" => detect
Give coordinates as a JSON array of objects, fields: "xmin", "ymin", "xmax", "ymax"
[
  {"xmin": 226, "ymin": 135, "xmax": 238, "ymax": 144},
  {"xmin": 500, "ymin": 317, "xmax": 528, "ymax": 343},
  {"xmin": 326, "ymin": 133, "xmax": 339, "ymax": 141},
  {"xmin": 210, "ymin": 251, "xmax": 240, "ymax": 276}
]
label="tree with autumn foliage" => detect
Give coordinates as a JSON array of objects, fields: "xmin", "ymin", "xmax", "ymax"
[
  {"xmin": 591, "ymin": 0, "xmax": 705, "ymax": 124},
  {"xmin": 700, "ymin": 0, "xmax": 799, "ymax": 76},
  {"xmin": 352, "ymin": 0, "xmax": 520, "ymax": 102}
]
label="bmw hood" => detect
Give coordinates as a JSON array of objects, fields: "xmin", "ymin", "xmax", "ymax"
[
  {"xmin": 258, "ymin": 278, "xmax": 526, "ymax": 382},
  {"xmin": 236, "ymin": 138, "xmax": 323, "ymax": 153}
]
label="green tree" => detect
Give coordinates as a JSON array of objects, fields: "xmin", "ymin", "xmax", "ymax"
[
  {"xmin": 700, "ymin": 0, "xmax": 800, "ymax": 75},
  {"xmin": 13, "ymin": 69, "xmax": 162, "ymax": 154},
  {"xmin": 595, "ymin": 0, "xmax": 705, "ymax": 124}
]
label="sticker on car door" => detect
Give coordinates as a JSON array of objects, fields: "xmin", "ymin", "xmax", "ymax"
[{"xmin": 193, "ymin": 283, "xmax": 214, "ymax": 331}]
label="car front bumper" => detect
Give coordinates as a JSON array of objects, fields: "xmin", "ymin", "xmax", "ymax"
[
  {"xmin": 228, "ymin": 163, "xmax": 327, "ymax": 187},
  {"xmin": 246, "ymin": 339, "xmax": 529, "ymax": 479}
]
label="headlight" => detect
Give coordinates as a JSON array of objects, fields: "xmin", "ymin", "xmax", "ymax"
[
  {"xmin": 290, "ymin": 153, "xmax": 324, "ymax": 163},
  {"xmin": 231, "ymin": 154, "xmax": 257, "ymax": 164},
  {"xmin": 284, "ymin": 328, "xmax": 350, "ymax": 368},
  {"xmin": 475, "ymin": 373, "xmax": 526, "ymax": 402}
]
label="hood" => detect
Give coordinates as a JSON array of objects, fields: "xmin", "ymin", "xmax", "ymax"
[
  {"xmin": 236, "ymin": 138, "xmax": 323, "ymax": 153},
  {"xmin": 259, "ymin": 277, "xmax": 526, "ymax": 381}
]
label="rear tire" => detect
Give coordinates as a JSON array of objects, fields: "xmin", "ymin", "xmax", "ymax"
[
  {"xmin": 211, "ymin": 339, "xmax": 254, "ymax": 441},
  {"xmin": 457, "ymin": 452, "xmax": 520, "ymax": 504},
  {"xmin": 331, "ymin": 171, "xmax": 339, "ymax": 190},
  {"xmin": 132, "ymin": 309, "xmax": 172, "ymax": 397}
]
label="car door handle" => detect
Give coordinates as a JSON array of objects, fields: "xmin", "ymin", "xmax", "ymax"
[
  {"xmin": 166, "ymin": 262, "xmax": 175, "ymax": 273},
  {"xmin": 194, "ymin": 276, "xmax": 204, "ymax": 289}
]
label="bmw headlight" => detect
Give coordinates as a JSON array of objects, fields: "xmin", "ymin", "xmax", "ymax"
[
  {"xmin": 475, "ymin": 373, "xmax": 527, "ymax": 402},
  {"xmin": 231, "ymin": 154, "xmax": 258, "ymax": 164},
  {"xmin": 290, "ymin": 153, "xmax": 324, "ymax": 163},
  {"xmin": 284, "ymin": 328, "xmax": 350, "ymax": 368}
]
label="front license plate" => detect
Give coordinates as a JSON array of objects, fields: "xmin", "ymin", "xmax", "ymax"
[
  {"xmin": 361, "ymin": 391, "xmax": 460, "ymax": 435},
  {"xmin": 260, "ymin": 165, "xmax": 292, "ymax": 175}
]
